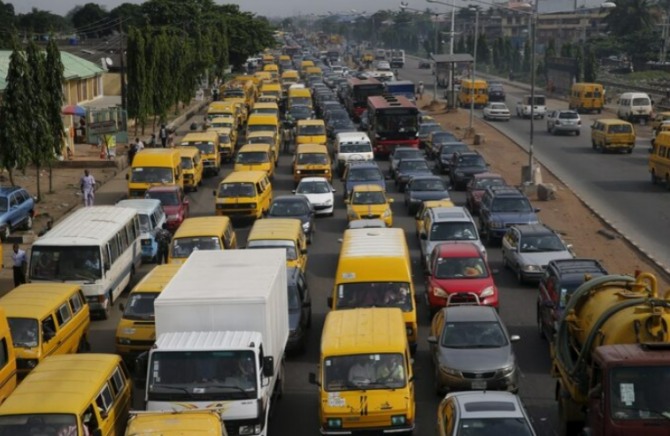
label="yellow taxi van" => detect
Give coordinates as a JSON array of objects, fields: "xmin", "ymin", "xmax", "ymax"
[
  {"xmin": 251, "ymin": 101, "xmax": 280, "ymax": 119},
  {"xmin": 0, "ymin": 283, "xmax": 90, "ymax": 378},
  {"xmin": 288, "ymin": 87, "xmax": 313, "ymax": 110},
  {"xmin": 590, "ymin": 118, "xmax": 636, "ymax": 153},
  {"xmin": 260, "ymin": 82, "xmax": 282, "ymax": 100},
  {"xmin": 308, "ymin": 308, "xmax": 415, "ymax": 434},
  {"xmin": 569, "ymin": 82, "xmax": 605, "ymax": 114},
  {"xmin": 209, "ymin": 125, "xmax": 235, "ymax": 163},
  {"xmin": 127, "ymin": 149, "xmax": 182, "ymax": 198},
  {"xmin": 180, "ymin": 131, "xmax": 220, "ymax": 175},
  {"xmin": 328, "ymin": 228, "xmax": 418, "ymax": 353},
  {"xmin": 651, "ymin": 111, "xmax": 670, "ymax": 134},
  {"xmin": 125, "ymin": 410, "xmax": 225, "ymax": 436},
  {"xmin": 168, "ymin": 216, "xmax": 237, "ymax": 265},
  {"xmin": 210, "ymin": 114, "xmax": 238, "ymax": 134},
  {"xmin": 345, "ymin": 184, "xmax": 394, "ymax": 227},
  {"xmin": 262, "ymin": 63, "xmax": 279, "ymax": 81},
  {"xmin": 295, "ymin": 119, "xmax": 327, "ymax": 146},
  {"xmin": 0, "ymin": 307, "xmax": 16, "ymax": 406},
  {"xmin": 458, "ymin": 79, "xmax": 489, "ymax": 108},
  {"xmin": 114, "ymin": 264, "xmax": 182, "ymax": 364},
  {"xmin": 235, "ymin": 143, "xmax": 274, "ymax": 178},
  {"xmin": 254, "ymin": 71, "xmax": 273, "ymax": 85},
  {"xmin": 247, "ymin": 131, "xmax": 280, "ymax": 166},
  {"xmin": 0, "ymin": 354, "xmax": 131, "ymax": 436},
  {"xmin": 300, "ymin": 60, "xmax": 315, "ymax": 78},
  {"xmin": 305, "ymin": 66, "xmax": 323, "ymax": 81},
  {"xmin": 208, "ymin": 101, "xmax": 243, "ymax": 127},
  {"xmin": 214, "ymin": 171, "xmax": 273, "ymax": 220},
  {"xmin": 281, "ymin": 70, "xmax": 300, "ymax": 92},
  {"xmin": 246, "ymin": 114, "xmax": 279, "ymax": 143},
  {"xmin": 176, "ymin": 147, "xmax": 203, "ymax": 192},
  {"xmin": 293, "ymin": 143, "xmax": 332, "ymax": 184},
  {"xmin": 649, "ymin": 131, "xmax": 670, "ymax": 189},
  {"xmin": 246, "ymin": 218, "xmax": 308, "ymax": 272}
]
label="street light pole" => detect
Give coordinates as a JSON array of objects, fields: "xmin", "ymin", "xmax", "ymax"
[
  {"xmin": 434, "ymin": 13, "xmax": 439, "ymax": 101},
  {"xmin": 528, "ymin": 10, "xmax": 536, "ymax": 184},
  {"xmin": 469, "ymin": 7, "xmax": 479, "ymax": 134}
]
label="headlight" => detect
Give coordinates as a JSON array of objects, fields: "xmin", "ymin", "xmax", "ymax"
[
  {"xmin": 121, "ymin": 327, "xmax": 136, "ymax": 335},
  {"xmin": 239, "ymin": 424, "xmax": 262, "ymax": 435},
  {"xmin": 523, "ymin": 264, "xmax": 541, "ymax": 272},
  {"xmin": 296, "ymin": 170, "xmax": 301, "ymax": 174},
  {"xmin": 326, "ymin": 418, "xmax": 342, "ymax": 429},
  {"xmin": 167, "ymin": 214, "xmax": 179, "ymax": 220},
  {"xmin": 500, "ymin": 364, "xmax": 516, "ymax": 376},
  {"xmin": 383, "ymin": 208, "xmax": 392, "ymax": 218},
  {"xmin": 391, "ymin": 415, "xmax": 407, "ymax": 426},
  {"xmin": 480, "ymin": 286, "xmax": 495, "ymax": 298},
  {"xmin": 324, "ymin": 199, "xmax": 333, "ymax": 206},
  {"xmin": 432, "ymin": 286, "xmax": 448, "ymax": 298},
  {"xmin": 117, "ymin": 337, "xmax": 132, "ymax": 345},
  {"xmin": 490, "ymin": 221, "xmax": 504, "ymax": 229},
  {"xmin": 440, "ymin": 365, "xmax": 461, "ymax": 377}
]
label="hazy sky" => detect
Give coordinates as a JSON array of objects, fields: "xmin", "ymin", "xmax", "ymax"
[{"xmin": 11, "ymin": 0, "xmax": 609, "ymax": 18}]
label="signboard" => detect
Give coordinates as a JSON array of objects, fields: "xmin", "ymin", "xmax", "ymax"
[{"xmin": 88, "ymin": 120, "xmax": 118, "ymax": 135}]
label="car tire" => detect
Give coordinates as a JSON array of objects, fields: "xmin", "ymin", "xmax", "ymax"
[
  {"xmin": 23, "ymin": 215, "xmax": 33, "ymax": 231},
  {"xmin": 516, "ymin": 269, "xmax": 525, "ymax": 285},
  {"xmin": 1, "ymin": 225, "xmax": 10, "ymax": 242}
]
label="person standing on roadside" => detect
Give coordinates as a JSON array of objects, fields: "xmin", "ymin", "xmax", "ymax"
[
  {"xmin": 80, "ymin": 169, "xmax": 96, "ymax": 207},
  {"xmin": 416, "ymin": 81, "xmax": 424, "ymax": 100},
  {"xmin": 11, "ymin": 244, "xmax": 27, "ymax": 287},
  {"xmin": 159, "ymin": 124, "xmax": 168, "ymax": 148},
  {"xmin": 155, "ymin": 223, "xmax": 172, "ymax": 265},
  {"xmin": 135, "ymin": 137, "xmax": 145, "ymax": 152},
  {"xmin": 127, "ymin": 141, "xmax": 138, "ymax": 166}
]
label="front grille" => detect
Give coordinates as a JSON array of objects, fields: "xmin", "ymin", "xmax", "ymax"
[
  {"xmin": 298, "ymin": 169, "xmax": 327, "ymax": 176},
  {"xmin": 462, "ymin": 371, "xmax": 497, "ymax": 379},
  {"xmin": 363, "ymin": 214, "xmax": 381, "ymax": 219},
  {"xmin": 314, "ymin": 204, "xmax": 331, "ymax": 210},
  {"xmin": 447, "ymin": 293, "xmax": 479, "ymax": 304},
  {"xmin": 128, "ymin": 189, "xmax": 146, "ymax": 198},
  {"xmin": 218, "ymin": 204, "xmax": 253, "ymax": 210}
]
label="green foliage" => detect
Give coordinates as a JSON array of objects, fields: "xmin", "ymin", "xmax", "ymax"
[
  {"xmin": 0, "ymin": 1, "xmax": 15, "ymax": 48},
  {"xmin": 70, "ymin": 3, "xmax": 111, "ymax": 37},
  {"xmin": 126, "ymin": 27, "xmax": 148, "ymax": 125},
  {"xmin": 17, "ymin": 7, "xmax": 71, "ymax": 34},
  {"xmin": 45, "ymin": 37, "xmax": 65, "ymax": 192},
  {"xmin": 25, "ymin": 40, "xmax": 51, "ymax": 199},
  {"xmin": 583, "ymin": 46, "xmax": 597, "ymax": 82},
  {"xmin": 146, "ymin": 29, "xmax": 171, "ymax": 122},
  {"xmin": 477, "ymin": 33, "xmax": 490, "ymax": 65},
  {"xmin": 110, "ymin": 3, "xmax": 145, "ymax": 31},
  {"xmin": 604, "ymin": 0, "xmax": 653, "ymax": 38}
]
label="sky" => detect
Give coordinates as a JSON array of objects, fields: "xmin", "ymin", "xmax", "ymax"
[{"xmin": 11, "ymin": 0, "xmax": 610, "ymax": 19}]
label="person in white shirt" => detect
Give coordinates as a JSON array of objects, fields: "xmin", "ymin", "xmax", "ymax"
[
  {"xmin": 348, "ymin": 357, "xmax": 375, "ymax": 385},
  {"xmin": 135, "ymin": 137, "xmax": 145, "ymax": 151},
  {"xmin": 11, "ymin": 243, "xmax": 27, "ymax": 287}
]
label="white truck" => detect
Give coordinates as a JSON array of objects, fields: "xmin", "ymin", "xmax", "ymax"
[{"xmin": 143, "ymin": 249, "xmax": 289, "ymax": 436}]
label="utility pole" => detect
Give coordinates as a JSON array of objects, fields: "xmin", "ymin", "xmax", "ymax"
[{"xmin": 119, "ymin": 19, "xmax": 126, "ymax": 112}]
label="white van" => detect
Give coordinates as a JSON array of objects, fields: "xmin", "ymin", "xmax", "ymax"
[
  {"xmin": 335, "ymin": 132, "xmax": 374, "ymax": 176},
  {"xmin": 116, "ymin": 199, "xmax": 166, "ymax": 263},
  {"xmin": 516, "ymin": 95, "xmax": 547, "ymax": 119},
  {"xmin": 617, "ymin": 92, "xmax": 652, "ymax": 122}
]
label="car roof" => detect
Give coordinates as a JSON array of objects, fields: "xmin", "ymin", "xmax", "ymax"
[
  {"xmin": 548, "ymin": 258, "xmax": 608, "ymax": 278},
  {"xmin": 486, "ymin": 186, "xmax": 524, "ymax": 197},
  {"xmin": 298, "ymin": 177, "xmax": 330, "ymax": 183},
  {"xmin": 434, "ymin": 241, "xmax": 482, "ymax": 257},
  {"xmin": 456, "ymin": 150, "xmax": 482, "ymax": 157},
  {"xmin": 347, "ymin": 160, "xmax": 379, "ymax": 169},
  {"xmin": 398, "ymin": 157, "xmax": 427, "ymax": 163},
  {"xmin": 473, "ymin": 172, "xmax": 504, "ymax": 179},
  {"xmin": 0, "ymin": 186, "xmax": 25, "ymax": 196},
  {"xmin": 351, "ymin": 184, "xmax": 384, "ymax": 192},
  {"xmin": 511, "ymin": 224, "xmax": 554, "ymax": 236},
  {"xmin": 448, "ymin": 391, "xmax": 527, "ymax": 419},
  {"xmin": 273, "ymin": 195, "xmax": 310, "ymax": 203},
  {"xmin": 443, "ymin": 305, "xmax": 500, "ymax": 323}
]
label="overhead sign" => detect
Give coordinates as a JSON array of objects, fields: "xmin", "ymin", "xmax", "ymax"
[{"xmin": 88, "ymin": 120, "xmax": 118, "ymax": 135}]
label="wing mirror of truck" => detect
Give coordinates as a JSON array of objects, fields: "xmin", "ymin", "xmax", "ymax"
[
  {"xmin": 427, "ymin": 336, "xmax": 438, "ymax": 344},
  {"xmin": 135, "ymin": 352, "xmax": 149, "ymax": 384},
  {"xmin": 308, "ymin": 372, "xmax": 321, "ymax": 387},
  {"xmin": 327, "ymin": 296, "xmax": 333, "ymax": 308},
  {"xmin": 510, "ymin": 335, "xmax": 521, "ymax": 342},
  {"xmin": 262, "ymin": 356, "xmax": 275, "ymax": 378}
]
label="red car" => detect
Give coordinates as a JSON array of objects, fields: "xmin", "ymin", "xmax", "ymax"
[
  {"xmin": 145, "ymin": 186, "xmax": 189, "ymax": 232},
  {"xmin": 424, "ymin": 242, "xmax": 499, "ymax": 318},
  {"xmin": 465, "ymin": 172, "xmax": 507, "ymax": 215}
]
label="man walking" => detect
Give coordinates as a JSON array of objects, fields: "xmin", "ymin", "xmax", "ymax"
[
  {"xmin": 80, "ymin": 169, "xmax": 96, "ymax": 207},
  {"xmin": 155, "ymin": 223, "xmax": 172, "ymax": 265},
  {"xmin": 159, "ymin": 124, "xmax": 168, "ymax": 148},
  {"xmin": 11, "ymin": 244, "xmax": 27, "ymax": 287}
]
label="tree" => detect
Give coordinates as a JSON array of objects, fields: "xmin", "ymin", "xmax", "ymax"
[
  {"xmin": 70, "ymin": 3, "xmax": 111, "ymax": 38},
  {"xmin": 583, "ymin": 46, "xmax": 598, "ymax": 82},
  {"xmin": 25, "ymin": 40, "xmax": 51, "ymax": 201},
  {"xmin": 604, "ymin": 0, "xmax": 654, "ymax": 38},
  {"xmin": 126, "ymin": 27, "xmax": 149, "ymax": 134},
  {"xmin": 543, "ymin": 38, "xmax": 557, "ymax": 82},
  {"xmin": 45, "ymin": 36, "xmax": 66, "ymax": 193},
  {"xmin": 0, "ymin": 1, "xmax": 15, "ymax": 48},
  {"xmin": 109, "ymin": 3, "xmax": 145, "ymax": 31},
  {"xmin": 17, "ymin": 8, "xmax": 71, "ymax": 34},
  {"xmin": 146, "ymin": 29, "xmax": 171, "ymax": 125},
  {"xmin": 0, "ymin": 38, "xmax": 32, "ymax": 186},
  {"xmin": 477, "ymin": 33, "xmax": 490, "ymax": 66}
]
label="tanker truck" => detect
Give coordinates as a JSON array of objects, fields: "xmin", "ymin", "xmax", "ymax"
[{"xmin": 551, "ymin": 272, "xmax": 670, "ymax": 436}]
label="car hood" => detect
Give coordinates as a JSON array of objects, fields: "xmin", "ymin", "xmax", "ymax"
[
  {"xmin": 426, "ymin": 240, "xmax": 486, "ymax": 261},
  {"xmin": 453, "ymin": 166, "xmax": 488, "ymax": 175},
  {"xmin": 397, "ymin": 169, "xmax": 432, "ymax": 178},
  {"xmin": 299, "ymin": 192, "xmax": 333, "ymax": 205},
  {"xmin": 438, "ymin": 345, "xmax": 514, "ymax": 372},
  {"xmin": 490, "ymin": 211, "xmax": 539, "ymax": 225},
  {"xmin": 408, "ymin": 190, "xmax": 450, "ymax": 202},
  {"xmin": 346, "ymin": 180, "xmax": 385, "ymax": 192},
  {"xmin": 350, "ymin": 203, "xmax": 390, "ymax": 216},
  {"xmin": 518, "ymin": 250, "xmax": 574, "ymax": 267},
  {"xmin": 162, "ymin": 205, "xmax": 182, "ymax": 217},
  {"xmin": 267, "ymin": 214, "xmax": 310, "ymax": 225}
]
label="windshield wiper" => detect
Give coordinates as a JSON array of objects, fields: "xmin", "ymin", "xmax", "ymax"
[
  {"xmin": 208, "ymin": 384, "xmax": 253, "ymax": 399},
  {"xmin": 150, "ymin": 385, "xmax": 193, "ymax": 396}
]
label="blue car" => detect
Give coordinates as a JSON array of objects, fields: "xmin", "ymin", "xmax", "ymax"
[
  {"xmin": 394, "ymin": 157, "xmax": 432, "ymax": 192},
  {"xmin": 479, "ymin": 186, "xmax": 540, "ymax": 245},
  {"xmin": 404, "ymin": 175, "xmax": 451, "ymax": 214},
  {"xmin": 0, "ymin": 187, "xmax": 35, "ymax": 241},
  {"xmin": 342, "ymin": 161, "xmax": 386, "ymax": 200}
]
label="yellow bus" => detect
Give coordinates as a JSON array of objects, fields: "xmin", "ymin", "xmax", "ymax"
[
  {"xmin": 180, "ymin": 131, "xmax": 221, "ymax": 175},
  {"xmin": 458, "ymin": 79, "xmax": 489, "ymax": 108},
  {"xmin": 328, "ymin": 228, "xmax": 418, "ymax": 353},
  {"xmin": 127, "ymin": 149, "xmax": 182, "ymax": 198},
  {"xmin": 309, "ymin": 308, "xmax": 415, "ymax": 434},
  {"xmin": 168, "ymin": 216, "xmax": 237, "ymax": 264},
  {"xmin": 0, "ymin": 307, "xmax": 16, "ymax": 406}
]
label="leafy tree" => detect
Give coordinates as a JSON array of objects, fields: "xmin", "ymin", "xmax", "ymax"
[
  {"xmin": 110, "ymin": 3, "xmax": 145, "ymax": 31},
  {"xmin": 583, "ymin": 46, "xmax": 598, "ymax": 82},
  {"xmin": 604, "ymin": 0, "xmax": 653, "ymax": 38},
  {"xmin": 25, "ymin": 40, "xmax": 51, "ymax": 201},
  {"xmin": 560, "ymin": 42, "xmax": 574, "ymax": 58},
  {"xmin": 543, "ymin": 38, "xmax": 557, "ymax": 82},
  {"xmin": 0, "ymin": 1, "xmax": 15, "ymax": 48},
  {"xmin": 17, "ymin": 8, "xmax": 71, "ymax": 34},
  {"xmin": 522, "ymin": 37, "xmax": 531, "ymax": 73},
  {"xmin": 44, "ymin": 37, "xmax": 65, "ymax": 193},
  {"xmin": 477, "ymin": 33, "xmax": 490, "ymax": 66},
  {"xmin": 126, "ymin": 27, "xmax": 149, "ymax": 134},
  {"xmin": 0, "ymin": 38, "xmax": 31, "ymax": 185},
  {"xmin": 70, "ymin": 3, "xmax": 111, "ymax": 38},
  {"xmin": 146, "ymin": 29, "xmax": 171, "ymax": 125},
  {"xmin": 220, "ymin": 4, "xmax": 275, "ymax": 69}
]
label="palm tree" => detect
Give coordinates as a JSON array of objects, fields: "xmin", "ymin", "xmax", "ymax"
[{"xmin": 604, "ymin": 0, "xmax": 654, "ymax": 37}]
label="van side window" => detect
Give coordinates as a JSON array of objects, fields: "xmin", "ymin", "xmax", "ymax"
[
  {"xmin": 110, "ymin": 367, "xmax": 126, "ymax": 396},
  {"xmin": 56, "ymin": 303, "xmax": 72, "ymax": 326},
  {"xmin": 108, "ymin": 239, "xmax": 120, "ymax": 263},
  {"xmin": 41, "ymin": 315, "xmax": 57, "ymax": 340},
  {"xmin": 0, "ymin": 338, "xmax": 8, "ymax": 369},
  {"xmin": 69, "ymin": 292, "xmax": 83, "ymax": 314},
  {"xmin": 95, "ymin": 383, "xmax": 114, "ymax": 416},
  {"xmin": 256, "ymin": 183, "xmax": 263, "ymax": 194},
  {"xmin": 102, "ymin": 246, "xmax": 111, "ymax": 270}
]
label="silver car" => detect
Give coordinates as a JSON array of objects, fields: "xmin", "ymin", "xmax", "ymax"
[
  {"xmin": 437, "ymin": 391, "xmax": 536, "ymax": 435},
  {"xmin": 482, "ymin": 102, "xmax": 511, "ymax": 121},
  {"xmin": 428, "ymin": 306, "xmax": 520, "ymax": 395},
  {"xmin": 501, "ymin": 224, "xmax": 574, "ymax": 284},
  {"xmin": 546, "ymin": 109, "xmax": 581, "ymax": 135}
]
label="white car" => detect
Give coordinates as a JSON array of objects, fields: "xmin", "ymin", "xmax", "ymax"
[
  {"xmin": 376, "ymin": 60, "xmax": 391, "ymax": 71},
  {"xmin": 483, "ymin": 102, "xmax": 511, "ymax": 121},
  {"xmin": 292, "ymin": 177, "xmax": 335, "ymax": 216}
]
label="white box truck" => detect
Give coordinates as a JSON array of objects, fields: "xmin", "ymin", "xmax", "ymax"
[{"xmin": 143, "ymin": 249, "xmax": 288, "ymax": 436}]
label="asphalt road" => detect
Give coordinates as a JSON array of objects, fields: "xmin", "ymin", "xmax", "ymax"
[
  {"xmin": 401, "ymin": 55, "xmax": 670, "ymax": 271},
  {"xmin": 84, "ymin": 109, "xmax": 560, "ymax": 435}
]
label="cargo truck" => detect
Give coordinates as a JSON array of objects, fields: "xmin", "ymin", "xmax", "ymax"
[
  {"xmin": 141, "ymin": 249, "xmax": 289, "ymax": 436},
  {"xmin": 551, "ymin": 272, "xmax": 670, "ymax": 436}
]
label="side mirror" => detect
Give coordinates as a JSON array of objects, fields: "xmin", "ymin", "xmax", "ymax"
[
  {"xmin": 510, "ymin": 335, "xmax": 521, "ymax": 342},
  {"xmin": 301, "ymin": 248, "xmax": 307, "ymax": 255},
  {"xmin": 427, "ymin": 336, "xmax": 438, "ymax": 344},
  {"xmin": 308, "ymin": 372, "xmax": 321, "ymax": 386},
  {"xmin": 183, "ymin": 198, "xmax": 189, "ymax": 206},
  {"xmin": 327, "ymin": 296, "xmax": 333, "ymax": 308},
  {"xmin": 135, "ymin": 352, "xmax": 149, "ymax": 381},
  {"xmin": 344, "ymin": 199, "xmax": 349, "ymax": 204},
  {"xmin": 534, "ymin": 208, "xmax": 541, "ymax": 213},
  {"xmin": 291, "ymin": 190, "xmax": 296, "ymax": 194},
  {"xmin": 332, "ymin": 188, "xmax": 336, "ymax": 193},
  {"xmin": 263, "ymin": 356, "xmax": 275, "ymax": 377},
  {"xmin": 388, "ymin": 198, "xmax": 394, "ymax": 203}
]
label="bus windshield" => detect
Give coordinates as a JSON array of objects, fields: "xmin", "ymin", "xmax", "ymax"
[{"xmin": 30, "ymin": 246, "xmax": 102, "ymax": 282}]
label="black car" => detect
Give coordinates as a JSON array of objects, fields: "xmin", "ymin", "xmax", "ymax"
[
  {"xmin": 436, "ymin": 142, "xmax": 469, "ymax": 174},
  {"xmin": 266, "ymin": 195, "xmax": 316, "ymax": 243},
  {"xmin": 418, "ymin": 59, "xmax": 431, "ymax": 69},
  {"xmin": 286, "ymin": 105, "xmax": 314, "ymax": 127},
  {"xmin": 287, "ymin": 267, "xmax": 311, "ymax": 352},
  {"xmin": 394, "ymin": 158, "xmax": 433, "ymax": 192},
  {"xmin": 404, "ymin": 175, "xmax": 451, "ymax": 214},
  {"xmin": 428, "ymin": 131, "xmax": 459, "ymax": 159},
  {"xmin": 328, "ymin": 119, "xmax": 356, "ymax": 139},
  {"xmin": 536, "ymin": 259, "xmax": 608, "ymax": 341},
  {"xmin": 488, "ymin": 83, "xmax": 506, "ymax": 102},
  {"xmin": 390, "ymin": 147, "xmax": 425, "ymax": 177},
  {"xmin": 449, "ymin": 151, "xmax": 489, "ymax": 190},
  {"xmin": 418, "ymin": 123, "xmax": 444, "ymax": 148}
]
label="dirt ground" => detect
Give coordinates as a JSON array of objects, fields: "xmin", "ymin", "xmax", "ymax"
[{"xmin": 419, "ymin": 96, "xmax": 670, "ymax": 289}]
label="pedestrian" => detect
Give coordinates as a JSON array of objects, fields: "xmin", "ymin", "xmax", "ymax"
[
  {"xmin": 159, "ymin": 124, "xmax": 168, "ymax": 148},
  {"xmin": 155, "ymin": 223, "xmax": 172, "ymax": 265},
  {"xmin": 127, "ymin": 141, "xmax": 138, "ymax": 166},
  {"xmin": 167, "ymin": 129, "xmax": 175, "ymax": 148},
  {"xmin": 416, "ymin": 81, "xmax": 424, "ymax": 100},
  {"xmin": 80, "ymin": 169, "xmax": 96, "ymax": 207},
  {"xmin": 135, "ymin": 137, "xmax": 145, "ymax": 151},
  {"xmin": 148, "ymin": 133, "xmax": 156, "ymax": 148},
  {"xmin": 11, "ymin": 243, "xmax": 27, "ymax": 287}
]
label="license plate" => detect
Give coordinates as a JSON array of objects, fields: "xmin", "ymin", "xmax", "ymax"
[{"xmin": 471, "ymin": 380, "xmax": 487, "ymax": 390}]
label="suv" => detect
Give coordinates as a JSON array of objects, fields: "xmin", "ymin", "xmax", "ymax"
[
  {"xmin": 0, "ymin": 187, "xmax": 35, "ymax": 241},
  {"xmin": 287, "ymin": 267, "xmax": 311, "ymax": 353},
  {"xmin": 479, "ymin": 186, "xmax": 540, "ymax": 245},
  {"xmin": 536, "ymin": 258, "xmax": 608, "ymax": 341},
  {"xmin": 449, "ymin": 151, "xmax": 489, "ymax": 190},
  {"xmin": 546, "ymin": 109, "xmax": 581, "ymax": 136},
  {"xmin": 419, "ymin": 206, "xmax": 485, "ymax": 268},
  {"xmin": 341, "ymin": 160, "xmax": 385, "ymax": 200}
]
